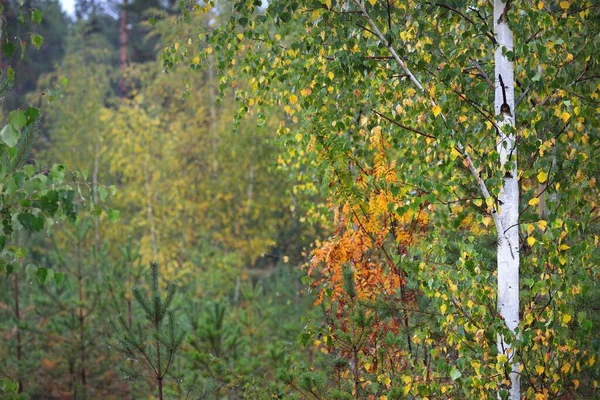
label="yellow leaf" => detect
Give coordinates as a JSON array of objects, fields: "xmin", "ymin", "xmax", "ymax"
[
  {"xmin": 573, "ymin": 379, "xmax": 580, "ymax": 389},
  {"xmin": 537, "ymin": 1, "xmax": 544, "ymax": 10},
  {"xmin": 537, "ymin": 220, "xmax": 548, "ymax": 230},
  {"xmin": 561, "ymin": 111, "xmax": 571, "ymax": 123},
  {"xmin": 537, "ymin": 171, "xmax": 548, "ymax": 183},
  {"xmin": 364, "ymin": 362, "xmax": 372, "ymax": 371},
  {"xmin": 328, "ymin": 71, "xmax": 334, "ymax": 80},
  {"xmin": 482, "ymin": 217, "xmax": 492, "ymax": 227},
  {"xmin": 206, "ymin": 46, "xmax": 213, "ymax": 54},
  {"xmin": 525, "ymin": 313, "xmax": 534, "ymax": 325},
  {"xmin": 450, "ymin": 147, "xmax": 461, "ymax": 160},
  {"xmin": 561, "ymin": 362, "xmax": 571, "ymax": 373},
  {"xmin": 535, "ymin": 365, "xmax": 545, "ymax": 375},
  {"xmin": 559, "ymin": 1, "xmax": 570, "ymax": 9},
  {"xmin": 369, "ymin": 0, "xmax": 377, "ymax": 5},
  {"xmin": 497, "ymin": 354, "xmax": 508, "ymax": 363},
  {"xmin": 527, "ymin": 224, "xmax": 535, "ymax": 235},
  {"xmin": 432, "ymin": 105, "xmax": 442, "ymax": 117},
  {"xmin": 295, "ymin": 133, "xmax": 302, "ymax": 141},
  {"xmin": 529, "ymin": 197, "xmax": 540, "ymax": 206},
  {"xmin": 558, "ymin": 254, "xmax": 567, "ymax": 265},
  {"xmin": 324, "ymin": 0, "xmax": 332, "ymax": 9},
  {"xmin": 527, "ymin": 236, "xmax": 536, "ymax": 246},
  {"xmin": 192, "ymin": 56, "xmax": 200, "ymax": 64},
  {"xmin": 289, "ymin": 94, "xmax": 298, "ymax": 105},
  {"xmin": 440, "ymin": 303, "xmax": 447, "ymax": 315},
  {"xmin": 559, "ymin": 244, "xmax": 570, "ymax": 251},
  {"xmin": 377, "ymin": 374, "xmax": 391, "ymax": 386},
  {"xmin": 562, "ymin": 314, "xmax": 572, "ymax": 325}
]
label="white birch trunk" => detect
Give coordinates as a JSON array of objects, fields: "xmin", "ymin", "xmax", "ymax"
[{"xmin": 494, "ymin": 1, "xmax": 520, "ymax": 398}]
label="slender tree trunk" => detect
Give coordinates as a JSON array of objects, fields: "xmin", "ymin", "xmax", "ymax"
[
  {"xmin": 156, "ymin": 330, "xmax": 163, "ymax": 400},
  {"xmin": 207, "ymin": 62, "xmax": 218, "ymax": 180},
  {"xmin": 13, "ymin": 273, "xmax": 23, "ymax": 394},
  {"xmin": 246, "ymin": 163, "xmax": 254, "ymax": 214},
  {"xmin": 76, "ymin": 240, "xmax": 87, "ymax": 399},
  {"xmin": 119, "ymin": 0, "xmax": 129, "ymax": 97},
  {"xmin": 494, "ymin": 1, "xmax": 520, "ymax": 398},
  {"xmin": 93, "ymin": 141, "xmax": 101, "ymax": 281},
  {"xmin": 125, "ymin": 284, "xmax": 133, "ymax": 400},
  {"xmin": 143, "ymin": 159, "xmax": 158, "ymax": 258}
]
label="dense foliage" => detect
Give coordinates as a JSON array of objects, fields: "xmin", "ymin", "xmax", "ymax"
[{"xmin": 1, "ymin": 1, "xmax": 598, "ymax": 399}]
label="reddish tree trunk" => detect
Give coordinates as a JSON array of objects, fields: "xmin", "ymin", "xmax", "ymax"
[{"xmin": 119, "ymin": 0, "xmax": 128, "ymax": 97}]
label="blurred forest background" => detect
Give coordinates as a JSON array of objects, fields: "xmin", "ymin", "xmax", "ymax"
[{"xmin": 0, "ymin": 1, "xmax": 328, "ymax": 398}]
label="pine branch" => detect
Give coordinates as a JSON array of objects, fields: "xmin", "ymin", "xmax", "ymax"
[{"xmin": 10, "ymin": 120, "xmax": 40, "ymax": 173}]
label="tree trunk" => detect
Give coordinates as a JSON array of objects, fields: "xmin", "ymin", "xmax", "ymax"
[
  {"xmin": 494, "ymin": 1, "xmax": 520, "ymax": 398},
  {"xmin": 207, "ymin": 62, "xmax": 218, "ymax": 180},
  {"xmin": 143, "ymin": 159, "xmax": 158, "ymax": 259},
  {"xmin": 119, "ymin": 0, "xmax": 128, "ymax": 97},
  {"xmin": 13, "ymin": 273, "xmax": 23, "ymax": 394},
  {"xmin": 93, "ymin": 141, "xmax": 102, "ymax": 281},
  {"xmin": 76, "ymin": 239, "xmax": 87, "ymax": 399}
]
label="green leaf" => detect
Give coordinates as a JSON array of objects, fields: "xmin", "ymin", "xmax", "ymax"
[
  {"xmin": 38, "ymin": 190, "xmax": 59, "ymax": 214},
  {"xmin": 1, "ymin": 124, "xmax": 20, "ymax": 147},
  {"xmin": 108, "ymin": 209, "xmax": 121, "ymax": 222},
  {"xmin": 24, "ymin": 107, "xmax": 40, "ymax": 125},
  {"xmin": 31, "ymin": 33, "xmax": 43, "ymax": 50},
  {"xmin": 32, "ymin": 9, "xmax": 42, "ymax": 24},
  {"xmin": 36, "ymin": 267, "xmax": 48, "ymax": 284},
  {"xmin": 9, "ymin": 110, "xmax": 27, "ymax": 130},
  {"xmin": 2, "ymin": 42, "xmax": 15, "ymax": 58},
  {"xmin": 149, "ymin": 16, "xmax": 157, "ymax": 26},
  {"xmin": 450, "ymin": 367, "xmax": 462, "ymax": 381},
  {"xmin": 25, "ymin": 263, "xmax": 37, "ymax": 279},
  {"xmin": 54, "ymin": 272, "xmax": 65, "ymax": 286},
  {"xmin": 17, "ymin": 212, "xmax": 45, "ymax": 232},
  {"xmin": 98, "ymin": 185, "xmax": 108, "ymax": 202}
]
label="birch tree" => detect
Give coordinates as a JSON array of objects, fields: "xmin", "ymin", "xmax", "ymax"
[
  {"xmin": 168, "ymin": 0, "xmax": 599, "ymax": 398},
  {"xmin": 493, "ymin": 0, "xmax": 519, "ymax": 397}
]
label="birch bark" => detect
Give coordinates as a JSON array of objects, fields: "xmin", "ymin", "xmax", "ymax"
[{"xmin": 494, "ymin": 1, "xmax": 520, "ymax": 398}]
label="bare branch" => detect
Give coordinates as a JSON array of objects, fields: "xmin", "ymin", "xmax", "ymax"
[{"xmin": 371, "ymin": 109, "xmax": 437, "ymax": 140}]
